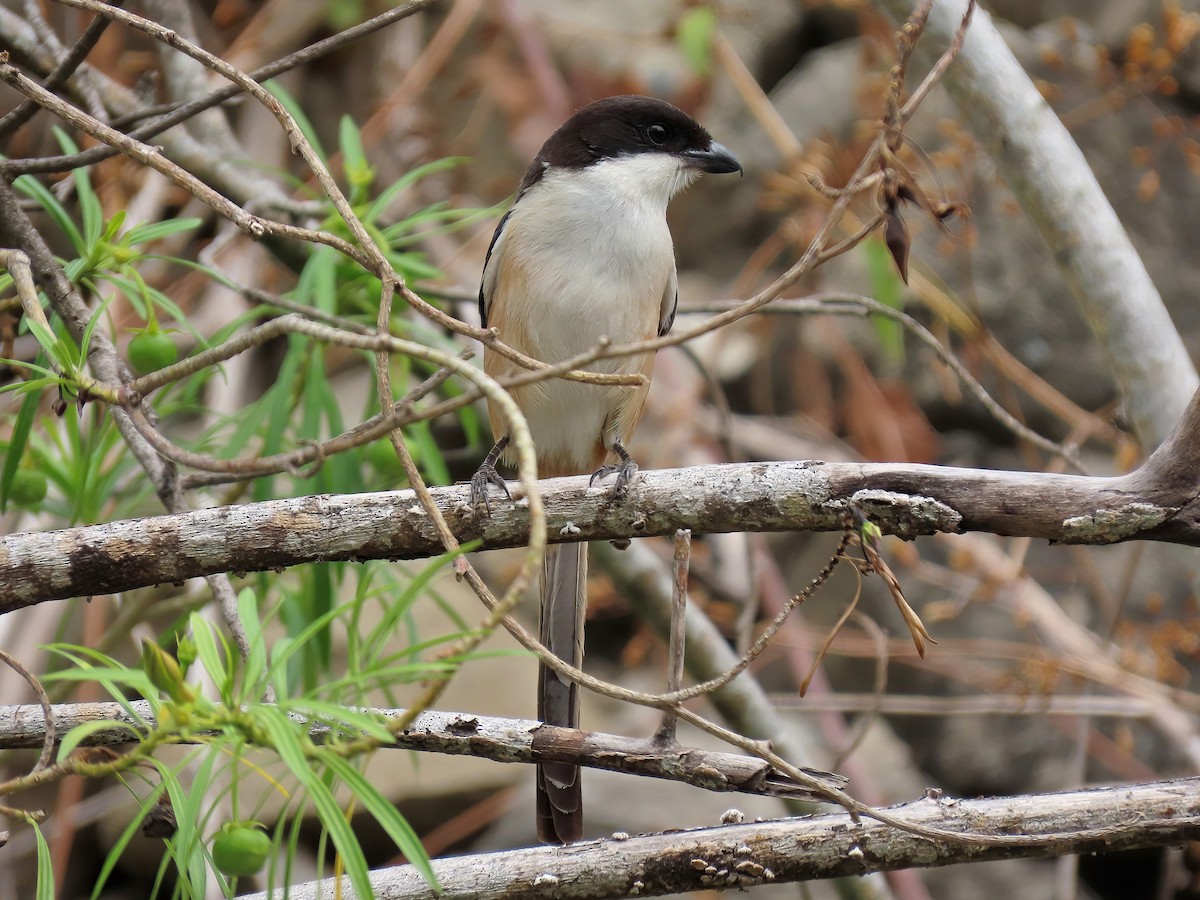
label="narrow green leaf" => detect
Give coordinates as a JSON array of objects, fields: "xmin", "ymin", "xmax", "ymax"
[
  {"xmin": 266, "ymin": 81, "xmax": 326, "ymax": 161},
  {"xmin": 90, "ymin": 780, "xmax": 170, "ymax": 899},
  {"xmin": 276, "ymin": 699, "xmax": 393, "ymax": 742},
  {"xmin": 407, "ymin": 420, "xmax": 450, "ymax": 486},
  {"xmin": 189, "ymin": 613, "xmax": 233, "ymax": 704},
  {"xmin": 339, "ymin": 115, "xmax": 374, "ymax": 191},
  {"xmin": 13, "ymin": 174, "xmax": 84, "ymax": 254},
  {"xmin": 677, "ymin": 7, "xmax": 717, "ymax": 76},
  {"xmin": 864, "ymin": 236, "xmax": 907, "ymax": 363},
  {"xmin": 22, "ymin": 308, "xmax": 62, "ymax": 363},
  {"xmin": 52, "ymin": 127, "xmax": 103, "ymax": 251},
  {"xmin": 255, "ymin": 707, "xmax": 374, "ymax": 899},
  {"xmin": 78, "ymin": 294, "xmax": 114, "ymax": 367},
  {"xmin": 236, "ymin": 588, "xmax": 268, "ymax": 704},
  {"xmin": 1, "ymin": 388, "xmax": 39, "ymax": 512},
  {"xmin": 34, "ymin": 822, "xmax": 55, "ymax": 900},
  {"xmin": 151, "ymin": 752, "xmax": 214, "ymax": 897},
  {"xmin": 122, "ymin": 217, "xmax": 202, "ymax": 246},
  {"xmin": 58, "ymin": 719, "xmax": 144, "ymax": 762},
  {"xmin": 322, "ymin": 753, "xmax": 437, "ymax": 886},
  {"xmin": 365, "ymin": 157, "xmax": 469, "ymax": 222}
]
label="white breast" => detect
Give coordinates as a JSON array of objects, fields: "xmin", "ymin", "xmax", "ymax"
[{"xmin": 485, "ymin": 153, "xmax": 692, "ymax": 471}]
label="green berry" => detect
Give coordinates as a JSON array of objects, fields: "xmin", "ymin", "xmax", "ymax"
[
  {"xmin": 8, "ymin": 469, "xmax": 47, "ymax": 508},
  {"xmin": 128, "ymin": 331, "xmax": 178, "ymax": 375},
  {"xmin": 211, "ymin": 823, "xmax": 271, "ymax": 878}
]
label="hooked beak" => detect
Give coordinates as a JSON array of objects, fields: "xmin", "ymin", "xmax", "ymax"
[{"xmin": 683, "ymin": 141, "xmax": 743, "ymax": 175}]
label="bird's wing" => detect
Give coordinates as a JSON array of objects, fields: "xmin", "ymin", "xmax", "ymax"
[
  {"xmin": 478, "ymin": 207, "xmax": 514, "ymax": 329},
  {"xmin": 658, "ymin": 264, "xmax": 678, "ymax": 337}
]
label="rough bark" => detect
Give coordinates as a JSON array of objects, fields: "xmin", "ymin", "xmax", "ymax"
[
  {"xmin": 6, "ymin": 422, "xmax": 1200, "ymax": 609},
  {"xmin": 239, "ymin": 778, "xmax": 1200, "ymax": 900},
  {"xmin": 0, "ymin": 701, "xmax": 845, "ymax": 800}
]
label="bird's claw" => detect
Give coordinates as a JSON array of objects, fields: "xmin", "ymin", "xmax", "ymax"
[
  {"xmin": 589, "ymin": 457, "xmax": 639, "ymax": 499},
  {"xmin": 470, "ymin": 464, "xmax": 510, "ymax": 515}
]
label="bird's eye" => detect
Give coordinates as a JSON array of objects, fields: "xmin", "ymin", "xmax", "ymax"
[{"xmin": 647, "ymin": 124, "xmax": 668, "ymax": 145}]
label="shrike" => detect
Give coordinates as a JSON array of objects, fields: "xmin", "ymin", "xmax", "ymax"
[{"xmin": 472, "ymin": 95, "xmax": 741, "ymax": 844}]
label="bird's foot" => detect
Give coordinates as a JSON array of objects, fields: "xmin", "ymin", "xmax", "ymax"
[
  {"xmin": 470, "ymin": 436, "xmax": 511, "ymax": 515},
  {"xmin": 589, "ymin": 441, "xmax": 639, "ymax": 499}
]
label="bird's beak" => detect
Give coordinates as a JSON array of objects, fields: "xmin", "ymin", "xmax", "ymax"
[{"xmin": 684, "ymin": 141, "xmax": 743, "ymax": 175}]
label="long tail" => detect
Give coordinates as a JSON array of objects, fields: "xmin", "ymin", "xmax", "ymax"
[{"xmin": 536, "ymin": 542, "xmax": 587, "ymax": 844}]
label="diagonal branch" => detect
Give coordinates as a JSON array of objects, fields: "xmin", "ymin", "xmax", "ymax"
[{"xmin": 872, "ymin": 0, "xmax": 1197, "ymax": 447}]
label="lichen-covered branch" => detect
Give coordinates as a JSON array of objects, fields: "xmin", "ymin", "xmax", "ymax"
[
  {"xmin": 239, "ymin": 777, "xmax": 1200, "ymax": 900},
  {"xmin": 6, "ymin": 411, "xmax": 1200, "ymax": 609},
  {"xmin": 0, "ymin": 700, "xmax": 845, "ymax": 800}
]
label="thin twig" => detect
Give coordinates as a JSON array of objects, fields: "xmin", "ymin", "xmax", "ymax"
[
  {"xmin": 654, "ymin": 528, "xmax": 691, "ymax": 743},
  {"xmin": 0, "ymin": 0, "xmax": 123, "ymax": 141},
  {"xmin": 0, "ymin": 650, "xmax": 54, "ymax": 773},
  {"xmin": 5, "ymin": 0, "xmax": 445, "ymax": 173}
]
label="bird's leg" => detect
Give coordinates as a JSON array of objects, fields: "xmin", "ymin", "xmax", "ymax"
[
  {"xmin": 589, "ymin": 440, "xmax": 639, "ymax": 498},
  {"xmin": 470, "ymin": 434, "xmax": 511, "ymax": 514}
]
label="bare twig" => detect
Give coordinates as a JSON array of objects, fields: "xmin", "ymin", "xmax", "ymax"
[
  {"xmin": 0, "ymin": 0, "xmax": 122, "ymax": 141},
  {"xmin": 0, "ymin": 651, "xmax": 54, "ymax": 773},
  {"xmin": 681, "ymin": 293, "xmax": 1086, "ymax": 470},
  {"xmin": 654, "ymin": 529, "xmax": 691, "ymax": 743},
  {"xmin": 4, "ymin": 0, "xmax": 444, "ymax": 173},
  {"xmin": 872, "ymin": 0, "xmax": 1197, "ymax": 446}
]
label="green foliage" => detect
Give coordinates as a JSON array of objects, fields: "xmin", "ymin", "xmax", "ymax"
[
  {"xmin": 3, "ymin": 103, "xmax": 498, "ymax": 897},
  {"xmin": 677, "ymin": 7, "xmax": 717, "ymax": 76},
  {"xmin": 38, "ymin": 568, "xmax": 499, "ymax": 897},
  {"xmin": 864, "ymin": 235, "xmax": 908, "ymax": 363}
]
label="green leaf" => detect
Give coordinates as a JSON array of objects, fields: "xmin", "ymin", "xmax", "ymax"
[
  {"xmin": 266, "ymin": 80, "xmax": 326, "ymax": 161},
  {"xmin": 0, "ymin": 371, "xmax": 58, "ymax": 396},
  {"xmin": 151, "ymin": 751, "xmax": 216, "ymax": 897},
  {"xmin": 13, "ymin": 174, "xmax": 84, "ymax": 254},
  {"xmin": 91, "ymin": 781, "xmax": 170, "ymax": 900},
  {"xmin": 276, "ymin": 699, "xmax": 393, "ymax": 742},
  {"xmin": 236, "ymin": 588, "xmax": 268, "ymax": 705},
  {"xmin": 255, "ymin": 707, "xmax": 375, "ymax": 899},
  {"xmin": 58, "ymin": 719, "xmax": 144, "ymax": 762},
  {"xmin": 362, "ymin": 551, "xmax": 469, "ymax": 662},
  {"xmin": 864, "ymin": 236, "xmax": 907, "ymax": 363},
  {"xmin": 339, "ymin": 116, "xmax": 374, "ymax": 192},
  {"xmin": 34, "ymin": 822, "xmax": 54, "ymax": 900},
  {"xmin": 407, "ymin": 420, "xmax": 450, "ymax": 486},
  {"xmin": 189, "ymin": 613, "xmax": 233, "ymax": 704},
  {"xmin": 22, "ymin": 307, "xmax": 63, "ymax": 363},
  {"xmin": 365, "ymin": 157, "xmax": 469, "ymax": 222},
  {"xmin": 678, "ymin": 7, "xmax": 717, "ymax": 76},
  {"xmin": 52, "ymin": 127, "xmax": 103, "ymax": 251},
  {"xmin": 78, "ymin": 293, "xmax": 114, "ymax": 367},
  {"xmin": 1, "ymin": 389, "xmax": 40, "ymax": 513},
  {"xmin": 322, "ymin": 753, "xmax": 437, "ymax": 886},
  {"xmin": 122, "ymin": 217, "xmax": 202, "ymax": 246}
]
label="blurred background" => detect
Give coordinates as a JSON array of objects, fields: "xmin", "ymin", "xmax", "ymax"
[{"xmin": 4, "ymin": 0, "xmax": 1200, "ymax": 897}]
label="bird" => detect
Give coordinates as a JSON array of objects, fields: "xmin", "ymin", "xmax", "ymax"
[{"xmin": 470, "ymin": 95, "xmax": 742, "ymax": 844}]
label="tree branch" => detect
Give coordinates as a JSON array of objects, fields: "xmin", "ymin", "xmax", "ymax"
[
  {"xmin": 872, "ymin": 0, "xmax": 1198, "ymax": 447},
  {"xmin": 7, "ymin": 404, "xmax": 1200, "ymax": 610},
  {"xmin": 239, "ymin": 777, "xmax": 1200, "ymax": 900},
  {"xmin": 0, "ymin": 700, "xmax": 846, "ymax": 800}
]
